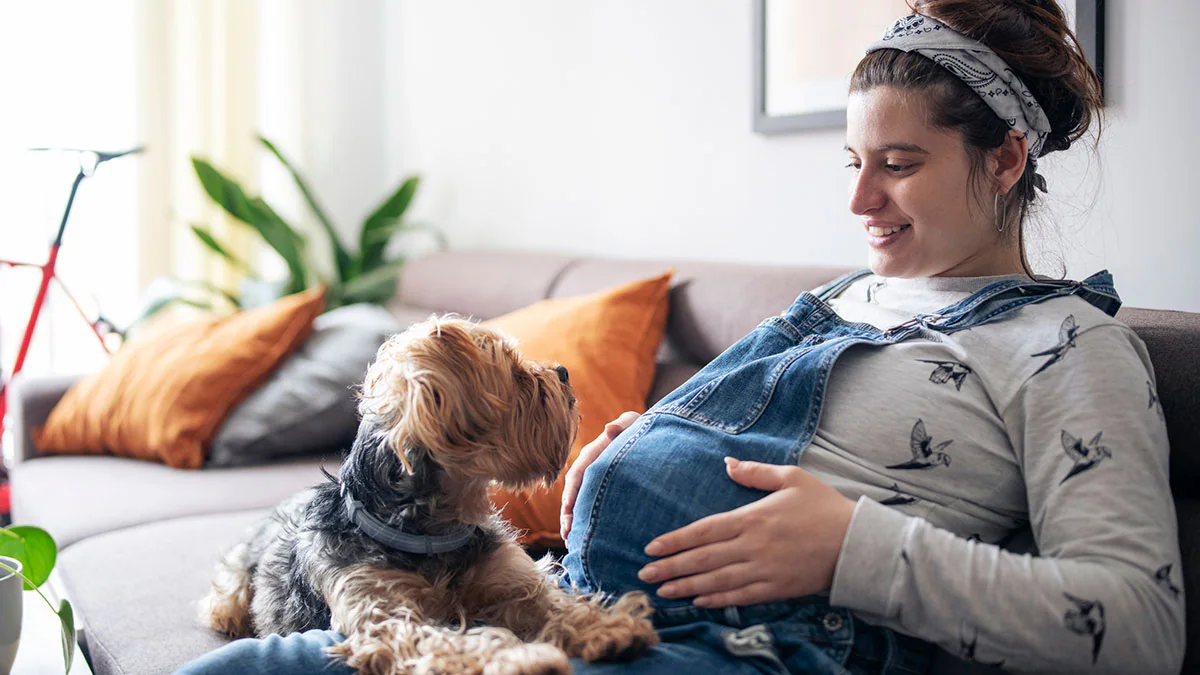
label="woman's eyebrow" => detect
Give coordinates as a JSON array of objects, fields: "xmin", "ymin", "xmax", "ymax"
[{"xmin": 843, "ymin": 143, "xmax": 930, "ymax": 154}]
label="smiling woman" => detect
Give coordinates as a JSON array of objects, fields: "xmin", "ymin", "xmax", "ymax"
[{"xmin": 173, "ymin": 2, "xmax": 1183, "ymax": 674}]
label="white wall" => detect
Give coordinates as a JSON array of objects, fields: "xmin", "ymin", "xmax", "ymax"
[{"xmin": 336, "ymin": 0, "xmax": 1195, "ymax": 311}]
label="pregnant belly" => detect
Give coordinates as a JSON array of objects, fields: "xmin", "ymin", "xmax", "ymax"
[{"xmin": 561, "ymin": 413, "xmax": 783, "ymax": 607}]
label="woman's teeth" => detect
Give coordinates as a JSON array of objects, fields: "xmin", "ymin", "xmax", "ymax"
[{"xmin": 868, "ymin": 224, "xmax": 911, "ymax": 236}]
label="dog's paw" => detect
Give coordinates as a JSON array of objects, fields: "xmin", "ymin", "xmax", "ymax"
[
  {"xmin": 576, "ymin": 592, "xmax": 659, "ymax": 662},
  {"xmin": 485, "ymin": 642, "xmax": 571, "ymax": 675}
]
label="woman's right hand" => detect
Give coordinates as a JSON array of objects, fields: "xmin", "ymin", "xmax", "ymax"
[{"xmin": 560, "ymin": 410, "xmax": 642, "ymax": 542}]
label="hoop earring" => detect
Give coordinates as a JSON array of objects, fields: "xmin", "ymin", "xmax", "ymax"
[{"xmin": 994, "ymin": 192, "xmax": 1009, "ymax": 234}]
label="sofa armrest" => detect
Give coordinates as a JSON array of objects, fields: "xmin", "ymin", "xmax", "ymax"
[{"xmin": 6, "ymin": 372, "xmax": 81, "ymax": 465}]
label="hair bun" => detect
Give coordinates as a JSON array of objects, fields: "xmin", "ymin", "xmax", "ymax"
[{"xmin": 910, "ymin": 0, "xmax": 1103, "ymax": 155}]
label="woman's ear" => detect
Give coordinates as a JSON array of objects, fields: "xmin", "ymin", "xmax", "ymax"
[{"xmin": 993, "ymin": 129, "xmax": 1030, "ymax": 195}]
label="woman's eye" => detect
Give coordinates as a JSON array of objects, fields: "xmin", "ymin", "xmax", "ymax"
[
  {"xmin": 845, "ymin": 162, "xmax": 861, "ymax": 170},
  {"xmin": 885, "ymin": 163, "xmax": 912, "ymax": 173}
]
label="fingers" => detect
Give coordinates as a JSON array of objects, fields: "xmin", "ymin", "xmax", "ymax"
[
  {"xmin": 694, "ymin": 581, "xmax": 776, "ymax": 608},
  {"xmin": 651, "ymin": 562, "xmax": 763, "ymax": 601},
  {"xmin": 723, "ymin": 457, "xmax": 803, "ymax": 492},
  {"xmin": 638, "ymin": 540, "xmax": 748, "ymax": 584},
  {"xmin": 644, "ymin": 511, "xmax": 740, "ymax": 557},
  {"xmin": 560, "ymin": 411, "xmax": 643, "ymax": 540}
]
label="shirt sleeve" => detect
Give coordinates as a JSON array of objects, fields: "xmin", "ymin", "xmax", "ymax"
[{"xmin": 828, "ymin": 324, "xmax": 1184, "ymax": 674}]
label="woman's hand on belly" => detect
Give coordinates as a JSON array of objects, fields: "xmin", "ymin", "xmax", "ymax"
[
  {"xmin": 560, "ymin": 410, "xmax": 642, "ymax": 541},
  {"xmin": 636, "ymin": 458, "xmax": 857, "ymax": 609}
]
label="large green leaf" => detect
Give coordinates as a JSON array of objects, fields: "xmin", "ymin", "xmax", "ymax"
[
  {"xmin": 359, "ymin": 176, "xmax": 420, "ymax": 273},
  {"xmin": 191, "ymin": 158, "xmax": 260, "ymax": 226},
  {"xmin": 191, "ymin": 157, "xmax": 308, "ymax": 295},
  {"xmin": 59, "ymin": 599, "xmax": 75, "ymax": 672},
  {"xmin": 189, "ymin": 224, "xmax": 260, "ymax": 279},
  {"xmin": 0, "ymin": 526, "xmax": 56, "ymax": 590},
  {"xmin": 245, "ymin": 197, "xmax": 308, "ymax": 294},
  {"xmin": 340, "ymin": 260, "xmax": 405, "ymax": 305},
  {"xmin": 258, "ymin": 135, "xmax": 353, "ymax": 283}
]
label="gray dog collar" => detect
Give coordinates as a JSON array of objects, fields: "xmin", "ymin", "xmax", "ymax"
[{"xmin": 342, "ymin": 488, "xmax": 477, "ymax": 556}]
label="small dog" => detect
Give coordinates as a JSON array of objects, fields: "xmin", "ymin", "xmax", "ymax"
[{"xmin": 200, "ymin": 316, "xmax": 658, "ymax": 674}]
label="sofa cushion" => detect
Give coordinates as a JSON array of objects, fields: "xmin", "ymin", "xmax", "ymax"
[
  {"xmin": 10, "ymin": 455, "xmax": 339, "ymax": 549},
  {"xmin": 484, "ymin": 272, "xmax": 673, "ymax": 547},
  {"xmin": 33, "ymin": 288, "xmax": 327, "ymax": 469},
  {"xmin": 206, "ymin": 303, "xmax": 401, "ymax": 468},
  {"xmin": 58, "ymin": 509, "xmax": 266, "ymax": 675}
]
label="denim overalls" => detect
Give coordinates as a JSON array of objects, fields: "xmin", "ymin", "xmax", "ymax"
[{"xmin": 561, "ymin": 268, "xmax": 1122, "ymax": 674}]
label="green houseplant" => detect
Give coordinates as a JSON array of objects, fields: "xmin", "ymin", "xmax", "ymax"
[
  {"xmin": 0, "ymin": 526, "xmax": 75, "ymax": 672},
  {"xmin": 139, "ymin": 135, "xmax": 444, "ymax": 321}
]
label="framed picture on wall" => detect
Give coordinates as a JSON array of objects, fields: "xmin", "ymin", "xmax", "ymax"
[{"xmin": 752, "ymin": 0, "xmax": 1105, "ymax": 134}]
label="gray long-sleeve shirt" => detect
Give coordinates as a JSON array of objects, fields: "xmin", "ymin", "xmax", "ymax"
[{"xmin": 801, "ymin": 273, "xmax": 1183, "ymax": 673}]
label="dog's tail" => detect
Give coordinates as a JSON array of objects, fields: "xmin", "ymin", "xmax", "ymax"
[{"xmin": 198, "ymin": 541, "xmax": 256, "ymax": 638}]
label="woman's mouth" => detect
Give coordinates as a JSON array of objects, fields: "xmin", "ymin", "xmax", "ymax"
[{"xmin": 866, "ymin": 223, "xmax": 911, "ymax": 248}]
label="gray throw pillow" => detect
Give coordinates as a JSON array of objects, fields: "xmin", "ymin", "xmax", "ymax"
[{"xmin": 205, "ymin": 303, "xmax": 403, "ymax": 468}]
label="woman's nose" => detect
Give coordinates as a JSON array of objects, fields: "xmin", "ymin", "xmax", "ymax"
[
  {"xmin": 848, "ymin": 169, "xmax": 885, "ymax": 216},
  {"xmin": 555, "ymin": 365, "xmax": 570, "ymax": 383}
]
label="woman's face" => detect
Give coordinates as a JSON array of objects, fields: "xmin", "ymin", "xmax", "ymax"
[{"xmin": 845, "ymin": 87, "xmax": 1020, "ymax": 278}]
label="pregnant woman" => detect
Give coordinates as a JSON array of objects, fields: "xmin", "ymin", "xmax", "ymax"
[{"xmin": 177, "ymin": 1, "xmax": 1183, "ymax": 673}]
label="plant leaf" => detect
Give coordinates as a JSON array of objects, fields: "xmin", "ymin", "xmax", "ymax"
[
  {"xmin": 359, "ymin": 176, "xmax": 420, "ymax": 272},
  {"xmin": 0, "ymin": 526, "xmax": 57, "ymax": 590},
  {"xmin": 191, "ymin": 157, "xmax": 308, "ymax": 294},
  {"xmin": 189, "ymin": 224, "xmax": 260, "ymax": 279},
  {"xmin": 247, "ymin": 197, "xmax": 308, "ymax": 294},
  {"xmin": 59, "ymin": 599, "xmax": 75, "ymax": 672},
  {"xmin": 191, "ymin": 158, "xmax": 261, "ymax": 225},
  {"xmin": 340, "ymin": 260, "xmax": 405, "ymax": 304},
  {"xmin": 258, "ymin": 135, "xmax": 353, "ymax": 283}
]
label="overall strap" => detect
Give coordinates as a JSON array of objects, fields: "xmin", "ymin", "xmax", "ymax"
[
  {"xmin": 813, "ymin": 268, "xmax": 874, "ymax": 303},
  {"xmin": 919, "ymin": 270, "xmax": 1122, "ymax": 334}
]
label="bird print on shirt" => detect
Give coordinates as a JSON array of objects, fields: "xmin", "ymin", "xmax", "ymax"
[
  {"xmin": 1030, "ymin": 314, "xmax": 1109, "ymax": 376},
  {"xmin": 1063, "ymin": 592, "xmax": 1106, "ymax": 664},
  {"xmin": 917, "ymin": 359, "xmax": 973, "ymax": 391},
  {"xmin": 1059, "ymin": 430, "xmax": 1112, "ymax": 484},
  {"xmin": 1155, "ymin": 564, "xmax": 1182, "ymax": 599},
  {"xmin": 880, "ymin": 483, "xmax": 918, "ymax": 506},
  {"xmin": 1148, "ymin": 381, "xmax": 1166, "ymax": 421},
  {"xmin": 887, "ymin": 419, "xmax": 953, "ymax": 470},
  {"xmin": 866, "ymin": 279, "xmax": 887, "ymax": 304},
  {"xmin": 959, "ymin": 625, "xmax": 1006, "ymax": 667}
]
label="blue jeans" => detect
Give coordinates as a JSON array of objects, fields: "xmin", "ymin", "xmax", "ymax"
[{"xmin": 175, "ymin": 599, "xmax": 936, "ymax": 674}]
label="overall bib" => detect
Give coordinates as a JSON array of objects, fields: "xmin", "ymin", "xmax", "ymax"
[{"xmin": 560, "ymin": 268, "xmax": 1121, "ymax": 673}]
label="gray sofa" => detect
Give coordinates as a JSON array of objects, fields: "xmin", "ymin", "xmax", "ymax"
[{"xmin": 8, "ymin": 250, "xmax": 1200, "ymax": 674}]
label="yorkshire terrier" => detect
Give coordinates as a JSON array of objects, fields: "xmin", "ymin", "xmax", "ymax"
[{"xmin": 200, "ymin": 316, "xmax": 658, "ymax": 674}]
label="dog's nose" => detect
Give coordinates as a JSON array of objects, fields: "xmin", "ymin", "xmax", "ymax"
[{"xmin": 555, "ymin": 365, "xmax": 570, "ymax": 383}]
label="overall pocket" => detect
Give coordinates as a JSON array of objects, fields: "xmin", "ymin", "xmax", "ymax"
[{"xmin": 655, "ymin": 316, "xmax": 824, "ymax": 434}]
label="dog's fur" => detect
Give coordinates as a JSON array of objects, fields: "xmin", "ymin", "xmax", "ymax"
[{"xmin": 200, "ymin": 317, "xmax": 658, "ymax": 674}]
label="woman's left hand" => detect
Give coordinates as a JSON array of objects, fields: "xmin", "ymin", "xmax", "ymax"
[{"xmin": 638, "ymin": 457, "xmax": 858, "ymax": 608}]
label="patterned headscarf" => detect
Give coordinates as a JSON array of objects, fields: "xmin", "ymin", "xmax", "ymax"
[{"xmin": 866, "ymin": 14, "xmax": 1051, "ymax": 192}]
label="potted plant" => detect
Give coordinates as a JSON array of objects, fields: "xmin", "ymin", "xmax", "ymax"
[
  {"xmin": 0, "ymin": 525, "xmax": 74, "ymax": 673},
  {"xmin": 135, "ymin": 135, "xmax": 445, "ymax": 322}
]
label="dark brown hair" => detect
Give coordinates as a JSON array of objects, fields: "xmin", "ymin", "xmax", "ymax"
[{"xmin": 849, "ymin": 0, "xmax": 1104, "ymax": 276}]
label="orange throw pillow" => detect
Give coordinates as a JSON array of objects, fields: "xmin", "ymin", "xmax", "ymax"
[
  {"xmin": 484, "ymin": 271, "xmax": 672, "ymax": 547},
  {"xmin": 34, "ymin": 287, "xmax": 327, "ymax": 469}
]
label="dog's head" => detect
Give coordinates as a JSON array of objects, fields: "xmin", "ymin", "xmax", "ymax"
[{"xmin": 358, "ymin": 316, "xmax": 579, "ymax": 490}]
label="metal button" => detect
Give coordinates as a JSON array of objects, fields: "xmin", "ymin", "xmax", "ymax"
[{"xmin": 822, "ymin": 612, "xmax": 844, "ymax": 632}]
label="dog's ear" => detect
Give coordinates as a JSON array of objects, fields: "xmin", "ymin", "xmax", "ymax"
[{"xmin": 360, "ymin": 319, "xmax": 508, "ymax": 467}]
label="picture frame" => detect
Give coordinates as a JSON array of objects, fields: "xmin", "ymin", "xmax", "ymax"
[{"xmin": 752, "ymin": 0, "xmax": 1105, "ymax": 135}]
